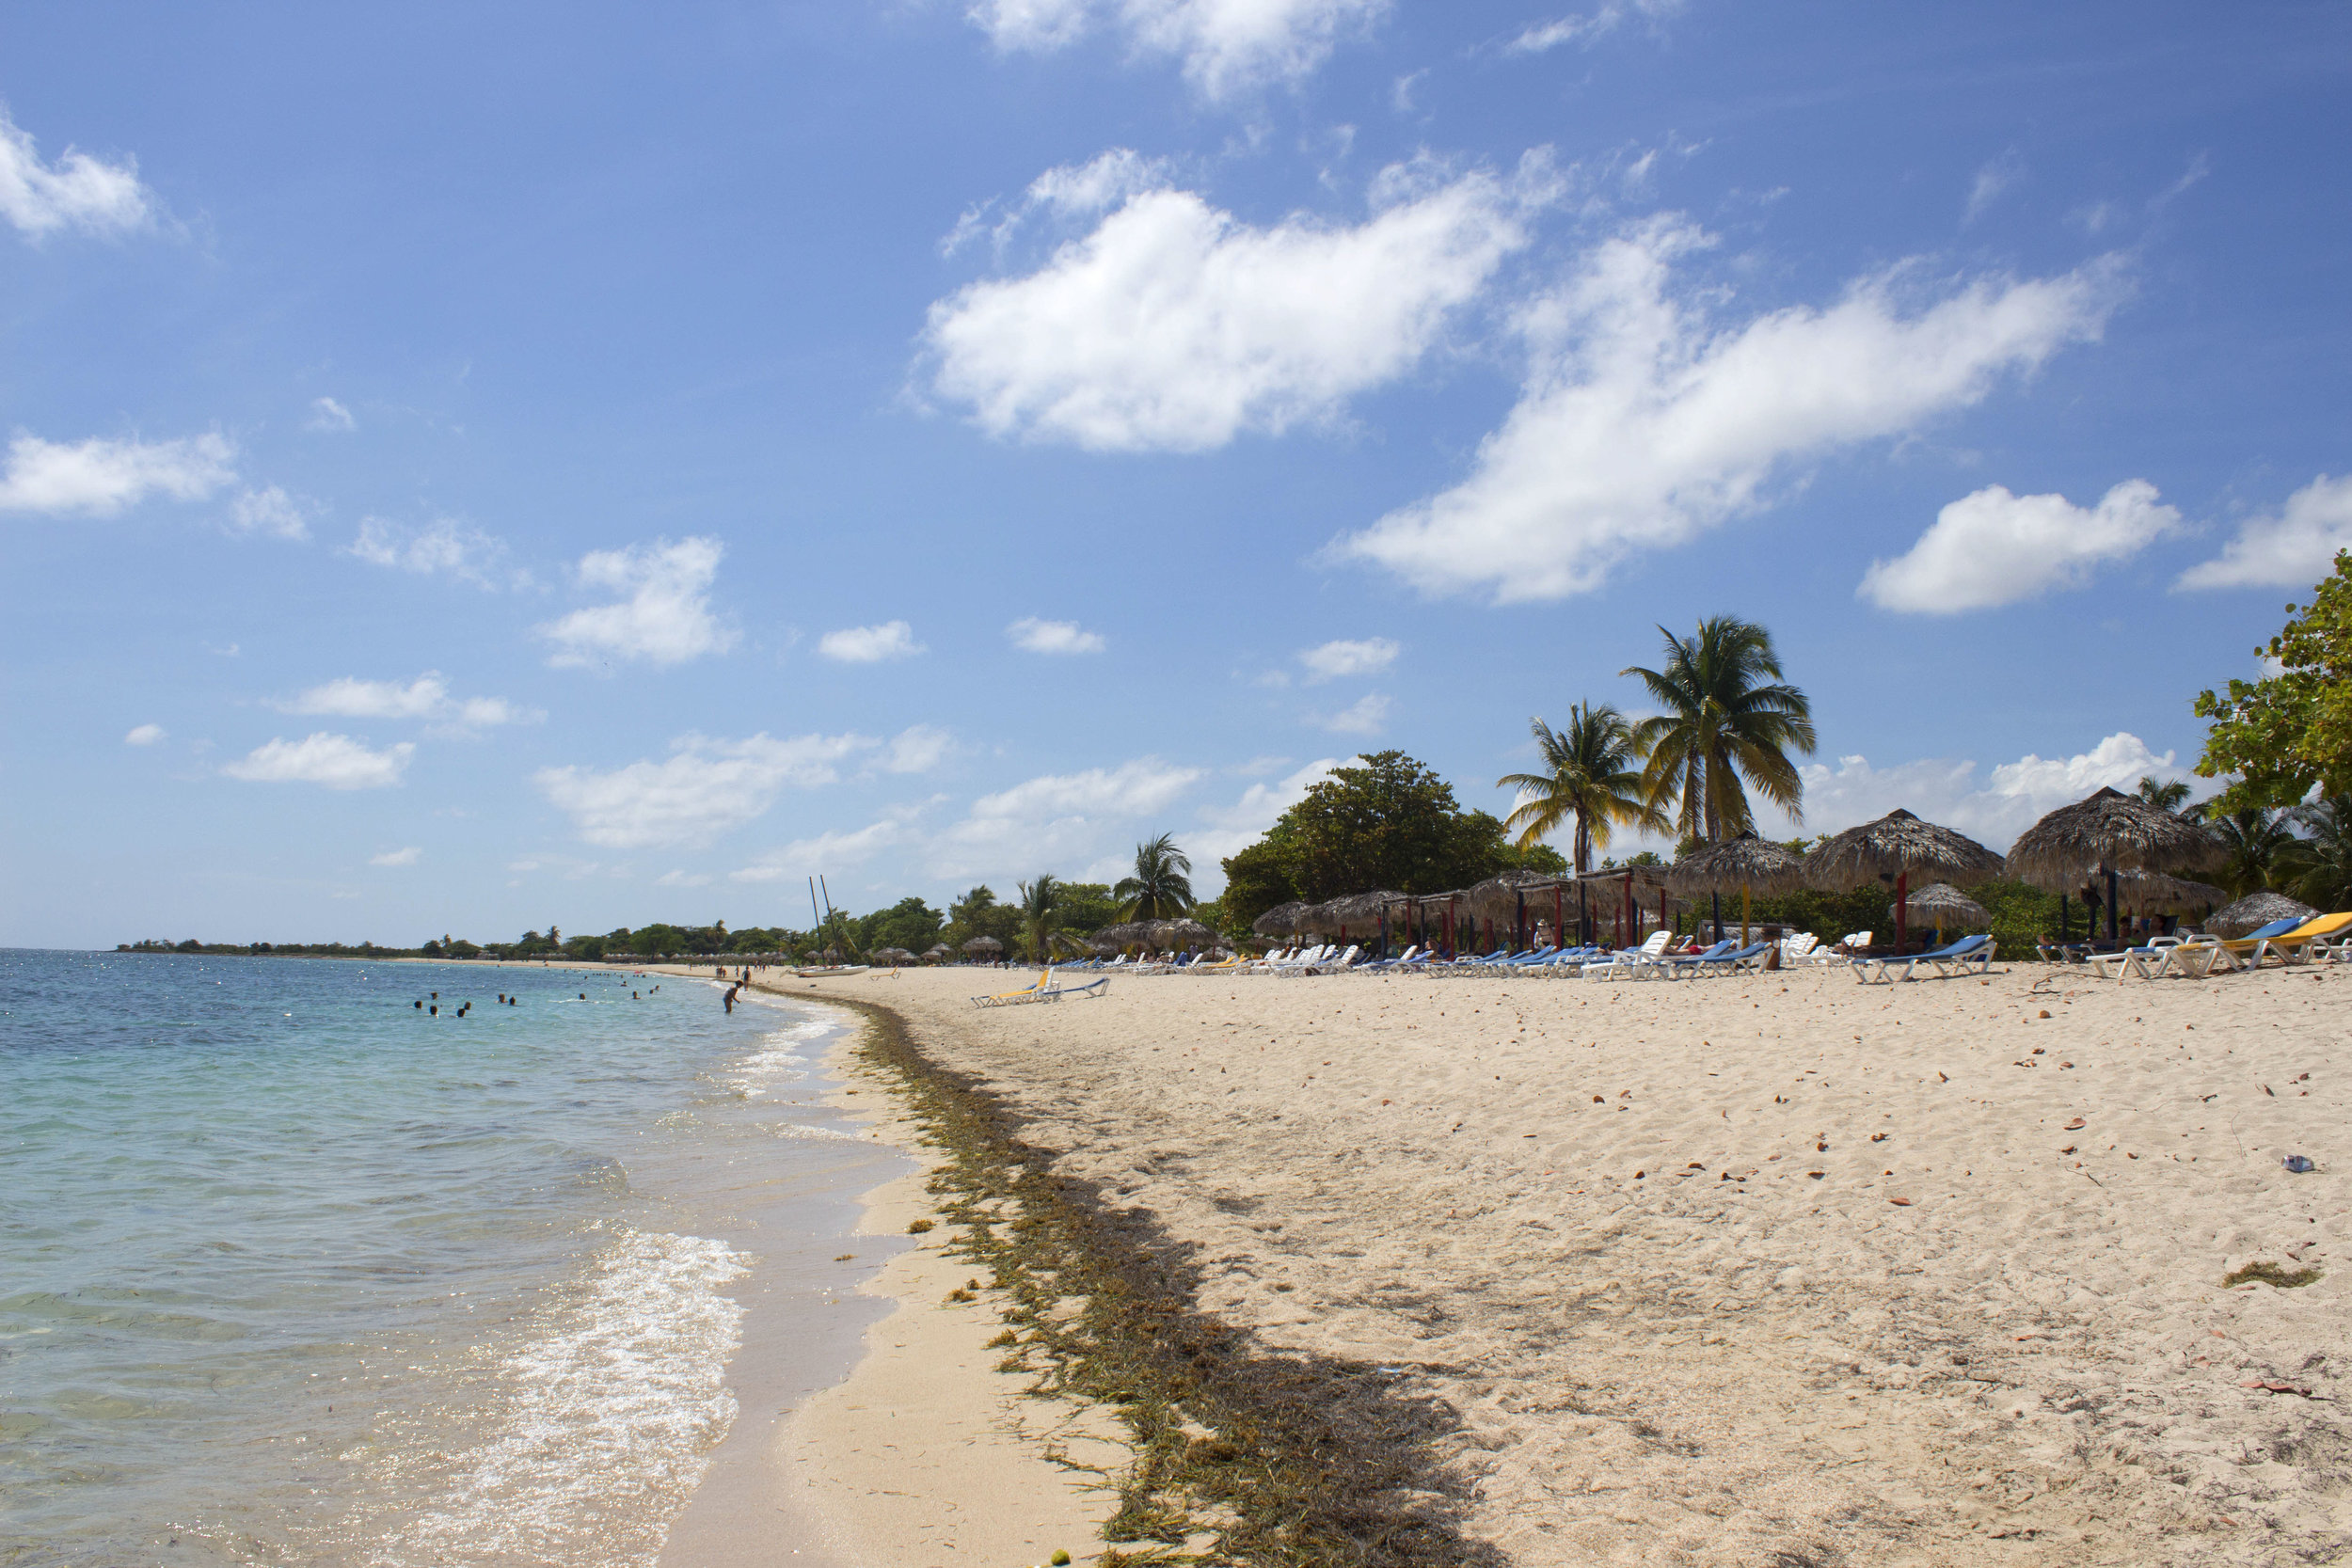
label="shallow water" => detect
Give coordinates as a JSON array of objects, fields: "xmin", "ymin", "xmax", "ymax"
[{"xmin": 0, "ymin": 951, "xmax": 895, "ymax": 1568}]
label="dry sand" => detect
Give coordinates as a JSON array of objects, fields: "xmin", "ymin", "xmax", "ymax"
[{"xmin": 763, "ymin": 958, "xmax": 2352, "ymax": 1566}]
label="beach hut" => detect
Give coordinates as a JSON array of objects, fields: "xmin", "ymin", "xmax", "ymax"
[
  {"xmin": 1669, "ymin": 832, "xmax": 1807, "ymax": 945},
  {"xmin": 961, "ymin": 935, "xmax": 1004, "ymax": 963},
  {"xmin": 870, "ymin": 946, "xmax": 915, "ymax": 967},
  {"xmin": 921, "ymin": 943, "xmax": 952, "ymax": 964},
  {"xmin": 1464, "ymin": 870, "xmax": 1554, "ymax": 953},
  {"xmin": 1319, "ymin": 889, "xmax": 1404, "ymax": 953},
  {"xmin": 1890, "ymin": 882, "xmax": 1991, "ymax": 940},
  {"xmin": 2005, "ymin": 787, "xmax": 2227, "ymax": 945},
  {"xmin": 2206, "ymin": 890, "xmax": 2316, "ymax": 939},
  {"xmin": 1250, "ymin": 902, "xmax": 1310, "ymax": 941},
  {"xmin": 1804, "ymin": 810, "xmax": 2004, "ymax": 955}
]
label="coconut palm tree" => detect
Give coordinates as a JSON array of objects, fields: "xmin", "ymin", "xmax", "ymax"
[
  {"xmin": 2206, "ymin": 804, "xmax": 2305, "ymax": 897},
  {"xmin": 2286, "ymin": 797, "xmax": 2351, "ymax": 908},
  {"xmin": 1015, "ymin": 874, "xmax": 1063, "ymax": 965},
  {"xmin": 1621, "ymin": 617, "xmax": 1817, "ymax": 843},
  {"xmin": 1114, "ymin": 833, "xmax": 1194, "ymax": 921},
  {"xmin": 2137, "ymin": 775, "xmax": 2194, "ymax": 813},
  {"xmin": 1496, "ymin": 704, "xmax": 1667, "ymax": 873}
]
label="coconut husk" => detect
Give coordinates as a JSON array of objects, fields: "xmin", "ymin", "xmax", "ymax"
[
  {"xmin": 1804, "ymin": 809, "xmax": 2005, "ymax": 891},
  {"xmin": 1891, "ymin": 882, "xmax": 1991, "ymax": 931},
  {"xmin": 2205, "ymin": 891, "xmax": 2316, "ymax": 938},
  {"xmin": 2004, "ymin": 786, "xmax": 2227, "ymax": 890},
  {"xmin": 1668, "ymin": 832, "xmax": 1809, "ymax": 898}
]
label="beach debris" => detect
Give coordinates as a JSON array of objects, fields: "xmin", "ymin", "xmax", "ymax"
[
  {"xmin": 834, "ymin": 1253, "xmax": 854, "ymax": 1261},
  {"xmin": 2240, "ymin": 1379, "xmax": 2318, "ymax": 1397},
  {"xmin": 2283, "ymin": 1154, "xmax": 2318, "ymax": 1173},
  {"xmin": 1807, "ymin": 1170, "xmax": 1825, "ymax": 1179},
  {"xmin": 2065, "ymin": 1117, "xmax": 2087, "ymax": 1130},
  {"xmin": 1816, "ymin": 1140, "xmax": 1829, "ymax": 1151},
  {"xmin": 908, "ymin": 1218, "xmax": 935, "ymax": 1233},
  {"xmin": 2061, "ymin": 1146, "xmax": 2076, "ymax": 1155},
  {"xmin": 1053, "ymin": 1553, "xmax": 1073, "ymax": 1566},
  {"xmin": 1633, "ymin": 1170, "xmax": 1645, "ymax": 1180},
  {"xmin": 2224, "ymin": 1260, "xmax": 2323, "ymax": 1288},
  {"xmin": 1870, "ymin": 1132, "xmax": 1888, "ymax": 1142},
  {"xmin": 1593, "ymin": 1095, "xmax": 1604, "ymax": 1102},
  {"xmin": 1889, "ymin": 1196, "xmax": 1914, "ymax": 1206}
]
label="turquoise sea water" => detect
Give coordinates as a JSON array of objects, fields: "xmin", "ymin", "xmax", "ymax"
[{"xmin": 0, "ymin": 951, "xmax": 894, "ymax": 1568}]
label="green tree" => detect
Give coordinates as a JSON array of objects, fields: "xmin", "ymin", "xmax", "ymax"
[
  {"xmin": 2136, "ymin": 776, "xmax": 2194, "ymax": 813},
  {"xmin": 944, "ymin": 885, "xmax": 1024, "ymax": 952},
  {"xmin": 2286, "ymin": 797, "xmax": 2352, "ymax": 909},
  {"xmin": 1114, "ymin": 833, "xmax": 1195, "ymax": 920},
  {"xmin": 2205, "ymin": 805, "xmax": 2305, "ymax": 897},
  {"xmin": 1216, "ymin": 836, "xmax": 1301, "ymax": 931},
  {"xmin": 1015, "ymin": 874, "xmax": 1063, "ymax": 962},
  {"xmin": 1622, "ymin": 616, "xmax": 1816, "ymax": 842},
  {"xmin": 2195, "ymin": 550, "xmax": 2352, "ymax": 810},
  {"xmin": 1055, "ymin": 881, "xmax": 1120, "ymax": 934},
  {"xmin": 1496, "ymin": 704, "xmax": 1667, "ymax": 874},
  {"xmin": 860, "ymin": 896, "xmax": 945, "ymax": 955}
]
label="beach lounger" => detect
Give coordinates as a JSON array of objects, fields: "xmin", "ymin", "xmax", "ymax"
[
  {"xmin": 1797, "ymin": 931, "xmax": 1870, "ymax": 967},
  {"xmin": 2204, "ymin": 916, "xmax": 2312, "ymax": 972},
  {"xmin": 2250, "ymin": 911, "xmax": 2352, "ymax": 968},
  {"xmin": 1581, "ymin": 930, "xmax": 1674, "ymax": 980},
  {"xmin": 1853, "ymin": 934, "xmax": 1992, "ymax": 984}
]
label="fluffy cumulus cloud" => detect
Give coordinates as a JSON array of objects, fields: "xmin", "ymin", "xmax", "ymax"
[
  {"xmin": 273, "ymin": 673, "xmax": 540, "ymax": 732},
  {"xmin": 1191, "ymin": 756, "xmax": 1342, "ymax": 863},
  {"xmin": 534, "ymin": 731, "xmax": 872, "ymax": 849},
  {"xmin": 818, "ymin": 620, "xmax": 924, "ymax": 662},
  {"xmin": 932, "ymin": 756, "xmax": 1205, "ymax": 878},
  {"xmin": 730, "ymin": 804, "xmax": 933, "ymax": 884},
  {"xmin": 370, "ymin": 847, "xmax": 421, "ymax": 867},
  {"xmin": 0, "ymin": 106, "xmax": 152, "ymax": 240},
  {"xmin": 2177, "ymin": 474, "xmax": 2352, "ymax": 591},
  {"xmin": 124, "ymin": 723, "xmax": 166, "ymax": 746},
  {"xmin": 1858, "ymin": 479, "xmax": 2180, "ymax": 613},
  {"xmin": 1299, "ymin": 635, "xmax": 1399, "ymax": 680},
  {"xmin": 0, "ymin": 431, "xmax": 235, "ymax": 515},
  {"xmin": 1334, "ymin": 221, "xmax": 2124, "ymax": 602},
  {"xmin": 229, "ymin": 485, "xmax": 310, "ymax": 541},
  {"xmin": 1750, "ymin": 731, "xmax": 2188, "ymax": 852},
  {"xmin": 346, "ymin": 516, "xmax": 514, "ymax": 586},
  {"xmin": 1008, "ymin": 616, "xmax": 1107, "ymax": 654},
  {"xmin": 968, "ymin": 0, "xmax": 1388, "ymax": 99},
  {"xmin": 881, "ymin": 724, "xmax": 955, "ymax": 774},
  {"xmin": 538, "ymin": 536, "xmax": 736, "ymax": 668},
  {"xmin": 1317, "ymin": 692, "xmax": 1390, "ymax": 734},
  {"xmin": 222, "ymin": 733, "xmax": 415, "ymax": 790},
  {"xmin": 925, "ymin": 151, "xmax": 1555, "ymax": 452}
]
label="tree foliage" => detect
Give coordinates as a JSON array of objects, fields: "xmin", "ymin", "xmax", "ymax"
[
  {"xmin": 2195, "ymin": 549, "xmax": 2352, "ymax": 811},
  {"xmin": 1216, "ymin": 751, "xmax": 1565, "ymax": 930},
  {"xmin": 1622, "ymin": 616, "xmax": 1815, "ymax": 842},
  {"xmin": 1114, "ymin": 832, "xmax": 1195, "ymax": 920},
  {"xmin": 1496, "ymin": 704, "xmax": 1666, "ymax": 873}
]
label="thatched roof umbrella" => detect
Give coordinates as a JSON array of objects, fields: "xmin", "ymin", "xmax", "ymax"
[
  {"xmin": 1317, "ymin": 890, "xmax": 1404, "ymax": 948},
  {"xmin": 872, "ymin": 946, "xmax": 915, "ymax": 966},
  {"xmin": 1804, "ymin": 810, "xmax": 2005, "ymax": 953},
  {"xmin": 922, "ymin": 943, "xmax": 951, "ymax": 963},
  {"xmin": 2005, "ymin": 786, "xmax": 2227, "ymax": 943},
  {"xmin": 1891, "ymin": 882, "xmax": 1990, "ymax": 938},
  {"xmin": 1149, "ymin": 917, "xmax": 1217, "ymax": 953},
  {"xmin": 1670, "ymin": 832, "xmax": 1809, "ymax": 943},
  {"xmin": 1089, "ymin": 921, "xmax": 1142, "ymax": 953},
  {"xmin": 1251, "ymin": 901, "xmax": 1309, "ymax": 939},
  {"xmin": 2206, "ymin": 891, "xmax": 2315, "ymax": 939},
  {"xmin": 2109, "ymin": 869, "xmax": 2228, "ymax": 919},
  {"xmin": 961, "ymin": 935, "xmax": 1003, "ymax": 960},
  {"xmin": 1461, "ymin": 870, "xmax": 1553, "ymax": 949}
]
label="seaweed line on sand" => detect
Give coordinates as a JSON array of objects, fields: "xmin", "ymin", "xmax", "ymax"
[{"xmin": 824, "ymin": 992, "xmax": 1505, "ymax": 1568}]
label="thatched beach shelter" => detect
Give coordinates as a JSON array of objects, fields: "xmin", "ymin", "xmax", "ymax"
[
  {"xmin": 2109, "ymin": 869, "xmax": 2228, "ymax": 920},
  {"xmin": 871, "ymin": 946, "xmax": 915, "ymax": 966},
  {"xmin": 1891, "ymin": 882, "xmax": 1991, "ymax": 937},
  {"xmin": 1804, "ymin": 810, "xmax": 2005, "ymax": 952},
  {"xmin": 1088, "ymin": 922, "xmax": 1143, "ymax": 953},
  {"xmin": 1251, "ymin": 901, "xmax": 1310, "ymax": 939},
  {"xmin": 922, "ymin": 943, "xmax": 951, "ymax": 963},
  {"xmin": 1459, "ymin": 870, "xmax": 1554, "ymax": 950},
  {"xmin": 961, "ymin": 935, "xmax": 1003, "ymax": 961},
  {"xmin": 1149, "ymin": 917, "xmax": 1218, "ymax": 952},
  {"xmin": 1671, "ymin": 832, "xmax": 1808, "ymax": 943},
  {"xmin": 1316, "ymin": 890, "xmax": 1404, "ymax": 950},
  {"xmin": 1573, "ymin": 863, "xmax": 1683, "ymax": 950},
  {"xmin": 2005, "ymin": 786, "xmax": 2226, "ymax": 943},
  {"xmin": 2206, "ymin": 890, "xmax": 2316, "ymax": 939}
]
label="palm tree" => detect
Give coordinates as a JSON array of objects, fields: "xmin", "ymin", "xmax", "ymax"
[
  {"xmin": 2286, "ymin": 797, "xmax": 2351, "ymax": 908},
  {"xmin": 1114, "ymin": 833, "xmax": 1194, "ymax": 921},
  {"xmin": 2137, "ymin": 776, "xmax": 2193, "ymax": 813},
  {"xmin": 1496, "ymin": 705, "xmax": 1667, "ymax": 873},
  {"xmin": 1621, "ymin": 616, "xmax": 1817, "ymax": 842},
  {"xmin": 2207, "ymin": 805, "xmax": 2305, "ymax": 897},
  {"xmin": 1016, "ymin": 874, "xmax": 1063, "ymax": 964}
]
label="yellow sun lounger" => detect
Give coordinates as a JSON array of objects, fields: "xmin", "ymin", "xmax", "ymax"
[{"xmin": 2213, "ymin": 911, "xmax": 2352, "ymax": 971}]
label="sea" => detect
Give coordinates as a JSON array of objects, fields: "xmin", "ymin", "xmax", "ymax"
[{"xmin": 0, "ymin": 950, "xmax": 902, "ymax": 1568}]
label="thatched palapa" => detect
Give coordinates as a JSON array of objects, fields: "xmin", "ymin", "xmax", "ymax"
[
  {"xmin": 1463, "ymin": 869, "xmax": 1556, "ymax": 924},
  {"xmin": 1149, "ymin": 917, "xmax": 1218, "ymax": 950},
  {"xmin": 1804, "ymin": 809, "xmax": 2004, "ymax": 949},
  {"xmin": 921, "ymin": 943, "xmax": 951, "ymax": 962},
  {"xmin": 871, "ymin": 946, "xmax": 916, "ymax": 965},
  {"xmin": 961, "ymin": 935, "xmax": 1003, "ymax": 956},
  {"xmin": 2206, "ymin": 891, "xmax": 2316, "ymax": 938},
  {"xmin": 1089, "ymin": 921, "xmax": 1146, "ymax": 952},
  {"xmin": 1250, "ymin": 901, "xmax": 1311, "ymax": 938},
  {"xmin": 2107, "ymin": 869, "xmax": 2228, "ymax": 916},
  {"xmin": 2004, "ymin": 787, "xmax": 2227, "ymax": 888},
  {"xmin": 1668, "ymin": 832, "xmax": 1809, "ymax": 898},
  {"xmin": 1891, "ymin": 882, "xmax": 1991, "ymax": 932}
]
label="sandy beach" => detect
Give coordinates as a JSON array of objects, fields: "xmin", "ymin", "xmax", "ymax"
[{"xmin": 734, "ymin": 957, "xmax": 2352, "ymax": 1566}]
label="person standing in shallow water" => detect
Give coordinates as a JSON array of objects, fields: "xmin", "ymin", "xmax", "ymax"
[{"xmin": 723, "ymin": 984, "xmax": 739, "ymax": 1014}]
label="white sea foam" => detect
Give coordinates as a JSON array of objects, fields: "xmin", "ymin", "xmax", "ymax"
[
  {"xmin": 369, "ymin": 1229, "xmax": 750, "ymax": 1568},
  {"xmin": 723, "ymin": 1017, "xmax": 835, "ymax": 1099}
]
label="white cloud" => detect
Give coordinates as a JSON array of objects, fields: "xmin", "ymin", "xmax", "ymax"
[
  {"xmin": 1009, "ymin": 616, "xmax": 1107, "ymax": 654},
  {"xmin": 124, "ymin": 722, "xmax": 166, "ymax": 746},
  {"xmin": 881, "ymin": 724, "xmax": 955, "ymax": 774},
  {"xmin": 1752, "ymin": 731, "xmax": 2185, "ymax": 852},
  {"xmin": 1317, "ymin": 692, "xmax": 1390, "ymax": 734},
  {"xmin": 274, "ymin": 672, "xmax": 540, "ymax": 731},
  {"xmin": 924, "ymin": 151, "xmax": 1556, "ymax": 452},
  {"xmin": 0, "ymin": 107, "xmax": 151, "ymax": 240},
  {"xmin": 306, "ymin": 397, "xmax": 356, "ymax": 433},
  {"xmin": 1299, "ymin": 635, "xmax": 1399, "ymax": 680},
  {"xmin": 2177, "ymin": 473, "xmax": 2352, "ymax": 591},
  {"xmin": 968, "ymin": 0, "xmax": 1388, "ymax": 99},
  {"xmin": 1965, "ymin": 151, "xmax": 2024, "ymax": 225},
  {"xmin": 1858, "ymin": 479, "xmax": 2180, "ymax": 613},
  {"xmin": 229, "ymin": 485, "xmax": 310, "ymax": 541},
  {"xmin": 1191, "ymin": 756, "xmax": 1341, "ymax": 865},
  {"xmin": 222, "ymin": 733, "xmax": 415, "ymax": 790},
  {"xmin": 346, "ymin": 516, "xmax": 514, "ymax": 587},
  {"xmin": 371, "ymin": 847, "xmax": 421, "ymax": 867},
  {"xmin": 539, "ymin": 537, "xmax": 736, "ymax": 668},
  {"xmin": 730, "ymin": 806, "xmax": 932, "ymax": 883},
  {"xmin": 933, "ymin": 756, "xmax": 1205, "ymax": 878},
  {"xmin": 0, "ymin": 431, "xmax": 235, "ymax": 515},
  {"xmin": 1335, "ymin": 221, "xmax": 2123, "ymax": 601},
  {"xmin": 1505, "ymin": 0, "xmax": 1681, "ymax": 53},
  {"xmin": 818, "ymin": 620, "xmax": 924, "ymax": 663},
  {"xmin": 534, "ymin": 731, "xmax": 873, "ymax": 849},
  {"xmin": 655, "ymin": 869, "xmax": 712, "ymax": 888}
]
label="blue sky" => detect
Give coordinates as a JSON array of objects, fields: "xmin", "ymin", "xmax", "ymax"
[{"xmin": 5, "ymin": 1, "xmax": 2348, "ymax": 947}]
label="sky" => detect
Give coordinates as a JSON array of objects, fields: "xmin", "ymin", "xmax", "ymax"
[{"xmin": 4, "ymin": 1, "xmax": 2348, "ymax": 948}]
